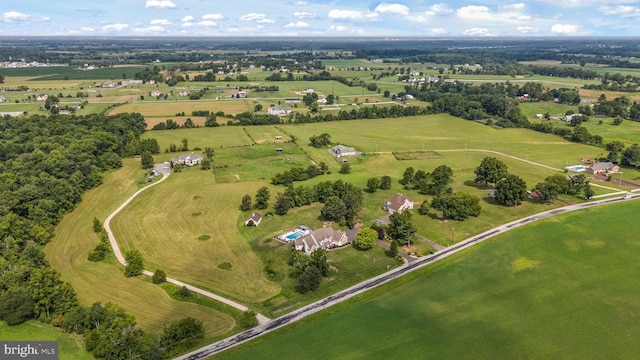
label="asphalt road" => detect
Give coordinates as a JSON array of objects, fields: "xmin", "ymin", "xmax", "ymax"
[{"xmin": 175, "ymin": 193, "xmax": 639, "ymax": 360}]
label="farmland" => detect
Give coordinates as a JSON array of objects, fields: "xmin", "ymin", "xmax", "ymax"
[
  {"xmin": 217, "ymin": 200, "xmax": 640, "ymax": 360},
  {"xmin": 0, "ymin": 321, "xmax": 92, "ymax": 360}
]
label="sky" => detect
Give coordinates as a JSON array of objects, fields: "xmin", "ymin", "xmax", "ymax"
[{"xmin": 1, "ymin": 0, "xmax": 639, "ymax": 37}]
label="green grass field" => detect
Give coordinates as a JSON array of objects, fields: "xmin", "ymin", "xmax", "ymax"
[
  {"xmin": 44, "ymin": 159, "xmax": 236, "ymax": 335},
  {"xmin": 218, "ymin": 200, "xmax": 640, "ymax": 360},
  {"xmin": 0, "ymin": 321, "xmax": 93, "ymax": 360}
]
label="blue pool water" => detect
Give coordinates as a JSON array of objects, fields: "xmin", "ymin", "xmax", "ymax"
[
  {"xmin": 565, "ymin": 165, "xmax": 586, "ymax": 172},
  {"xmin": 286, "ymin": 231, "xmax": 305, "ymax": 240}
]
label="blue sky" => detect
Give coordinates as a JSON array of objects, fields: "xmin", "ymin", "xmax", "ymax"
[{"xmin": 1, "ymin": 0, "xmax": 639, "ymax": 37}]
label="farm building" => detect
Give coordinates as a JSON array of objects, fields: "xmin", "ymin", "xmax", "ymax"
[
  {"xmin": 293, "ymin": 226, "xmax": 350, "ymax": 256},
  {"xmin": 329, "ymin": 145, "xmax": 358, "ymax": 158},
  {"xmin": 171, "ymin": 153, "xmax": 203, "ymax": 167},
  {"xmin": 267, "ymin": 106, "xmax": 292, "ymax": 116},
  {"xmin": 383, "ymin": 195, "xmax": 414, "ymax": 213},
  {"xmin": 586, "ymin": 162, "xmax": 619, "ymax": 175},
  {"xmin": 245, "ymin": 213, "xmax": 262, "ymax": 227}
]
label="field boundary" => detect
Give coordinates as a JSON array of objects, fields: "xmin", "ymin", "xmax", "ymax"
[{"xmin": 102, "ymin": 163, "xmax": 270, "ymax": 325}]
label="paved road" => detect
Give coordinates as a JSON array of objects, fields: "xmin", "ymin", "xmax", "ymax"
[
  {"xmin": 175, "ymin": 193, "xmax": 639, "ymax": 360},
  {"xmin": 102, "ymin": 164, "xmax": 269, "ymax": 324}
]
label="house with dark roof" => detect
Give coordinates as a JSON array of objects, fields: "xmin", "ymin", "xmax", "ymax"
[
  {"xmin": 329, "ymin": 145, "xmax": 358, "ymax": 158},
  {"xmin": 586, "ymin": 162, "xmax": 619, "ymax": 175},
  {"xmin": 383, "ymin": 195, "xmax": 414, "ymax": 213},
  {"xmin": 171, "ymin": 153, "xmax": 203, "ymax": 167},
  {"xmin": 293, "ymin": 226, "xmax": 349, "ymax": 255},
  {"xmin": 245, "ymin": 213, "xmax": 262, "ymax": 227}
]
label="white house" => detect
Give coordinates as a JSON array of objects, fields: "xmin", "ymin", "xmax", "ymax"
[
  {"xmin": 293, "ymin": 227, "xmax": 350, "ymax": 255},
  {"xmin": 245, "ymin": 213, "xmax": 262, "ymax": 227},
  {"xmin": 383, "ymin": 195, "xmax": 414, "ymax": 213},
  {"xmin": 171, "ymin": 153, "xmax": 203, "ymax": 167},
  {"xmin": 329, "ymin": 145, "xmax": 357, "ymax": 158},
  {"xmin": 37, "ymin": 94, "xmax": 48, "ymax": 101},
  {"xmin": 178, "ymin": 90, "xmax": 190, "ymax": 96},
  {"xmin": 267, "ymin": 106, "xmax": 292, "ymax": 116},
  {"xmin": 150, "ymin": 91, "xmax": 162, "ymax": 97}
]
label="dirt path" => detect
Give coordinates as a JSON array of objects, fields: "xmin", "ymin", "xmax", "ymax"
[
  {"xmin": 102, "ymin": 164, "xmax": 270, "ymax": 324},
  {"xmin": 417, "ymin": 236, "xmax": 445, "ymax": 251}
]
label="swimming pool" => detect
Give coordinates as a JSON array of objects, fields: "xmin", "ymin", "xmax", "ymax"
[
  {"xmin": 278, "ymin": 226, "xmax": 310, "ymax": 243},
  {"xmin": 565, "ymin": 165, "xmax": 586, "ymax": 172},
  {"xmin": 286, "ymin": 230, "xmax": 306, "ymax": 240}
]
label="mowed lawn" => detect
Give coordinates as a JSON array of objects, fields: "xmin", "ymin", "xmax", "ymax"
[
  {"xmin": 0, "ymin": 321, "xmax": 93, "ymax": 360},
  {"xmin": 45, "ymin": 159, "xmax": 235, "ymax": 334},
  {"xmin": 218, "ymin": 200, "xmax": 640, "ymax": 360},
  {"xmin": 110, "ymin": 169, "xmax": 281, "ymax": 304}
]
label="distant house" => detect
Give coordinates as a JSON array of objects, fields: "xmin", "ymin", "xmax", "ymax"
[
  {"xmin": 303, "ymin": 88, "xmax": 314, "ymax": 93},
  {"xmin": 329, "ymin": 145, "xmax": 357, "ymax": 158},
  {"xmin": 534, "ymin": 113, "xmax": 544, "ymax": 119},
  {"xmin": 317, "ymin": 97, "xmax": 327, "ymax": 104},
  {"xmin": 580, "ymin": 157, "xmax": 591, "ymax": 163},
  {"xmin": 0, "ymin": 96, "xmax": 7, "ymax": 102},
  {"xmin": 36, "ymin": 94, "xmax": 48, "ymax": 101},
  {"xmin": 267, "ymin": 106, "xmax": 292, "ymax": 116},
  {"xmin": 383, "ymin": 195, "xmax": 414, "ymax": 213},
  {"xmin": 178, "ymin": 90, "xmax": 190, "ymax": 96},
  {"xmin": 150, "ymin": 91, "xmax": 162, "ymax": 97},
  {"xmin": 563, "ymin": 114, "xmax": 582, "ymax": 122},
  {"xmin": 293, "ymin": 226, "xmax": 350, "ymax": 255},
  {"xmin": 284, "ymin": 98, "xmax": 300, "ymax": 104},
  {"xmin": 275, "ymin": 135, "xmax": 283, "ymax": 140},
  {"xmin": 171, "ymin": 153, "xmax": 203, "ymax": 167},
  {"xmin": 245, "ymin": 213, "xmax": 262, "ymax": 227},
  {"xmin": 586, "ymin": 162, "xmax": 620, "ymax": 175},
  {"xmin": 404, "ymin": 94, "xmax": 414, "ymax": 100}
]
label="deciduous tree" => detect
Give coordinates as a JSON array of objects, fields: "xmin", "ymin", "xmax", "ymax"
[
  {"xmin": 495, "ymin": 174, "xmax": 527, "ymax": 206},
  {"xmin": 354, "ymin": 228, "xmax": 377, "ymax": 250},
  {"xmin": 474, "ymin": 156, "xmax": 508, "ymax": 186}
]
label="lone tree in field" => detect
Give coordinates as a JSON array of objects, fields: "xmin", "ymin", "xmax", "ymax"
[
  {"xmin": 274, "ymin": 193, "xmax": 290, "ymax": 215},
  {"xmin": 152, "ymin": 269, "xmax": 166, "ymax": 284},
  {"xmin": 474, "ymin": 156, "xmax": 508, "ymax": 186},
  {"xmin": 495, "ymin": 174, "xmax": 528, "ymax": 206},
  {"xmin": 254, "ymin": 186, "xmax": 270, "ymax": 209},
  {"xmin": 141, "ymin": 151, "xmax": 154, "ymax": 169},
  {"xmin": 124, "ymin": 249, "xmax": 144, "ymax": 277},
  {"xmin": 431, "ymin": 192, "xmax": 481, "ymax": 220},
  {"xmin": 240, "ymin": 195, "xmax": 252, "ymax": 211},
  {"xmin": 340, "ymin": 162, "xmax": 351, "ymax": 174},
  {"xmin": 353, "ymin": 227, "xmax": 377, "ymax": 250},
  {"xmin": 387, "ymin": 210, "xmax": 417, "ymax": 245},
  {"xmin": 298, "ymin": 266, "xmax": 321, "ymax": 294},
  {"xmin": 380, "ymin": 175, "xmax": 392, "ymax": 190},
  {"xmin": 366, "ymin": 177, "xmax": 380, "ymax": 193}
]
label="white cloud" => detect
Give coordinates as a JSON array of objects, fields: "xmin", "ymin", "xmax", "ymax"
[
  {"xmin": 182, "ymin": 22, "xmax": 194, "ymax": 27},
  {"xmin": 599, "ymin": 5, "xmax": 640, "ymax": 17},
  {"xmin": 426, "ymin": 4, "xmax": 453, "ymax": 16},
  {"xmin": 284, "ymin": 21, "xmax": 309, "ymax": 28},
  {"xmin": 329, "ymin": 25, "xmax": 348, "ymax": 31},
  {"xmin": 150, "ymin": 19, "xmax": 172, "ymax": 25},
  {"xmin": 80, "ymin": 27, "xmax": 95, "ymax": 32},
  {"xmin": 500, "ymin": 3, "xmax": 526, "ymax": 11},
  {"xmin": 294, "ymin": 11, "xmax": 316, "ymax": 19},
  {"xmin": 294, "ymin": 1, "xmax": 308, "ymax": 5},
  {"xmin": 102, "ymin": 23, "xmax": 129, "ymax": 31},
  {"xmin": 181, "ymin": 15, "xmax": 194, "ymax": 22},
  {"xmin": 197, "ymin": 20, "xmax": 217, "ymax": 27},
  {"xmin": 145, "ymin": 0, "xmax": 176, "ymax": 9},
  {"xmin": 462, "ymin": 27, "xmax": 495, "ymax": 36},
  {"xmin": 239, "ymin": 13, "xmax": 275, "ymax": 23},
  {"xmin": 551, "ymin": 23, "xmax": 583, "ymax": 34},
  {"xmin": 1, "ymin": 11, "xmax": 49, "ymax": 23},
  {"xmin": 134, "ymin": 25, "xmax": 165, "ymax": 33},
  {"xmin": 374, "ymin": 3, "xmax": 410, "ymax": 16},
  {"xmin": 431, "ymin": 28, "xmax": 449, "ymax": 35},
  {"xmin": 328, "ymin": 9, "xmax": 378, "ymax": 20},
  {"xmin": 517, "ymin": 26, "xmax": 539, "ymax": 33},
  {"xmin": 457, "ymin": 5, "xmax": 490, "ymax": 19},
  {"xmin": 202, "ymin": 14, "xmax": 224, "ymax": 20}
]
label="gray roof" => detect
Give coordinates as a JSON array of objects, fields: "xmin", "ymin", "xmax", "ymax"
[
  {"xmin": 331, "ymin": 145, "xmax": 356, "ymax": 154},
  {"xmin": 589, "ymin": 162, "xmax": 617, "ymax": 172}
]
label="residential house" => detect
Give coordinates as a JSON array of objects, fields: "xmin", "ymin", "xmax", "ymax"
[
  {"xmin": 293, "ymin": 226, "xmax": 349, "ymax": 255},
  {"xmin": 36, "ymin": 94, "xmax": 48, "ymax": 101},
  {"xmin": 275, "ymin": 135, "xmax": 283, "ymax": 140},
  {"xmin": 563, "ymin": 114, "xmax": 582, "ymax": 122},
  {"xmin": 383, "ymin": 194, "xmax": 414, "ymax": 213},
  {"xmin": 178, "ymin": 90, "xmax": 190, "ymax": 96},
  {"xmin": 245, "ymin": 213, "xmax": 262, "ymax": 227},
  {"xmin": 0, "ymin": 95, "xmax": 6, "ymax": 102},
  {"xmin": 171, "ymin": 153, "xmax": 203, "ymax": 167},
  {"xmin": 317, "ymin": 97, "xmax": 327, "ymax": 104},
  {"xmin": 586, "ymin": 162, "xmax": 620, "ymax": 175},
  {"xmin": 329, "ymin": 145, "xmax": 358, "ymax": 158},
  {"xmin": 150, "ymin": 91, "xmax": 162, "ymax": 97},
  {"xmin": 267, "ymin": 106, "xmax": 292, "ymax": 116},
  {"xmin": 534, "ymin": 113, "xmax": 544, "ymax": 119}
]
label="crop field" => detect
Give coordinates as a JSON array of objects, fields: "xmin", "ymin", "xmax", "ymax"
[
  {"xmin": 45, "ymin": 159, "xmax": 236, "ymax": 334},
  {"xmin": 218, "ymin": 200, "xmax": 640, "ymax": 360},
  {"xmin": 213, "ymin": 143, "xmax": 311, "ymax": 183},
  {"xmin": 518, "ymin": 101, "xmax": 579, "ymax": 118},
  {"xmin": 110, "ymin": 99, "xmax": 254, "ymax": 117},
  {"xmin": 0, "ymin": 65, "xmax": 146, "ymax": 80},
  {"xmin": 0, "ymin": 321, "xmax": 92, "ymax": 360},
  {"xmin": 110, "ymin": 169, "xmax": 281, "ymax": 304},
  {"xmin": 144, "ymin": 126, "xmax": 254, "ymax": 155}
]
